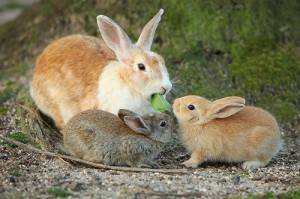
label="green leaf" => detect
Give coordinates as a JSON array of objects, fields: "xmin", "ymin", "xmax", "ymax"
[{"xmin": 150, "ymin": 94, "xmax": 171, "ymax": 112}]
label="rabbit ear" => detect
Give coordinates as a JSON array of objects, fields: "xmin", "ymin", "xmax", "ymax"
[
  {"xmin": 136, "ymin": 9, "xmax": 164, "ymax": 51},
  {"xmin": 97, "ymin": 15, "xmax": 133, "ymax": 61},
  {"xmin": 118, "ymin": 109, "xmax": 138, "ymax": 123},
  {"xmin": 123, "ymin": 116, "xmax": 151, "ymax": 135},
  {"xmin": 207, "ymin": 97, "xmax": 246, "ymax": 119}
]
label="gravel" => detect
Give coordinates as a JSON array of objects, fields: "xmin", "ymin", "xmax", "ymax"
[{"xmin": 0, "ymin": 102, "xmax": 299, "ymax": 199}]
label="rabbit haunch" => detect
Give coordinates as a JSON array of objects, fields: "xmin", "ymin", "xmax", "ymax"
[{"xmin": 30, "ymin": 9, "xmax": 172, "ymax": 129}]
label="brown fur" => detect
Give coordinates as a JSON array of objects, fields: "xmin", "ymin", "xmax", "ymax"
[
  {"xmin": 173, "ymin": 95, "xmax": 281, "ymax": 170},
  {"xmin": 31, "ymin": 35, "xmax": 115, "ymax": 128},
  {"xmin": 63, "ymin": 109, "xmax": 174, "ymax": 167}
]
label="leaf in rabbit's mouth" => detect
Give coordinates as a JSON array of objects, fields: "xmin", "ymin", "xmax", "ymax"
[{"xmin": 150, "ymin": 93, "xmax": 171, "ymax": 112}]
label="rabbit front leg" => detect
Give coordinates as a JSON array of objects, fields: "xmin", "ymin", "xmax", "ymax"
[
  {"xmin": 182, "ymin": 151, "xmax": 206, "ymax": 168},
  {"xmin": 128, "ymin": 154, "xmax": 159, "ymax": 168},
  {"xmin": 139, "ymin": 158, "xmax": 159, "ymax": 169}
]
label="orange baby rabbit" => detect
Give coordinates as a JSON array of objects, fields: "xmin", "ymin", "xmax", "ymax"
[
  {"xmin": 30, "ymin": 9, "xmax": 172, "ymax": 129},
  {"xmin": 173, "ymin": 95, "xmax": 281, "ymax": 170}
]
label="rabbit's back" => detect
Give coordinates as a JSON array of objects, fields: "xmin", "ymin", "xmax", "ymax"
[
  {"xmin": 93, "ymin": 130, "xmax": 159, "ymax": 166},
  {"xmin": 202, "ymin": 106, "xmax": 280, "ymax": 162},
  {"xmin": 63, "ymin": 110, "xmax": 132, "ymax": 136},
  {"xmin": 63, "ymin": 110, "xmax": 129, "ymax": 162},
  {"xmin": 34, "ymin": 35, "xmax": 115, "ymax": 77},
  {"xmin": 63, "ymin": 110, "xmax": 160, "ymax": 165},
  {"xmin": 206, "ymin": 106, "xmax": 279, "ymax": 135},
  {"xmin": 31, "ymin": 35, "xmax": 115, "ymax": 128}
]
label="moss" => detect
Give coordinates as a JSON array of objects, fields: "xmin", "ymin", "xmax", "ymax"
[
  {"xmin": 0, "ymin": 63, "xmax": 31, "ymax": 81},
  {"xmin": 8, "ymin": 131, "xmax": 30, "ymax": 144},
  {"xmin": 232, "ymin": 190, "xmax": 300, "ymax": 199},
  {"xmin": 47, "ymin": 188, "xmax": 73, "ymax": 198},
  {"xmin": 229, "ymin": 47, "xmax": 300, "ymax": 123},
  {"xmin": 0, "ymin": 0, "xmax": 299, "ymax": 125},
  {"xmin": 16, "ymin": 86, "xmax": 34, "ymax": 107},
  {"xmin": 0, "ymin": 1, "xmax": 27, "ymax": 12},
  {"xmin": 5, "ymin": 131, "xmax": 30, "ymax": 147},
  {"xmin": 278, "ymin": 190, "xmax": 300, "ymax": 199},
  {"xmin": 0, "ymin": 106, "xmax": 8, "ymax": 116},
  {"xmin": 0, "ymin": 81, "xmax": 18, "ymax": 104},
  {"xmin": 9, "ymin": 169, "xmax": 22, "ymax": 177}
]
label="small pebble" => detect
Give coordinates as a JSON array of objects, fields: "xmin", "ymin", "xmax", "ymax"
[
  {"xmin": 9, "ymin": 176, "xmax": 16, "ymax": 183},
  {"xmin": 232, "ymin": 175, "xmax": 240, "ymax": 185}
]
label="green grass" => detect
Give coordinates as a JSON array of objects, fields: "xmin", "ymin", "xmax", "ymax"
[
  {"xmin": 47, "ymin": 188, "xmax": 73, "ymax": 198},
  {"xmin": 0, "ymin": 1, "xmax": 27, "ymax": 12},
  {"xmin": 1, "ymin": 131, "xmax": 30, "ymax": 148},
  {"xmin": 7, "ymin": 131, "xmax": 30, "ymax": 147},
  {"xmin": 9, "ymin": 169, "xmax": 22, "ymax": 177},
  {"xmin": 8, "ymin": 131, "xmax": 29, "ymax": 143},
  {"xmin": 0, "ymin": 106, "xmax": 8, "ymax": 116},
  {"xmin": 0, "ymin": 0, "xmax": 300, "ymax": 125},
  {"xmin": 0, "ymin": 63, "xmax": 31, "ymax": 81},
  {"xmin": 232, "ymin": 190, "xmax": 300, "ymax": 199},
  {"xmin": 0, "ymin": 81, "xmax": 19, "ymax": 104},
  {"xmin": 278, "ymin": 190, "xmax": 300, "ymax": 199}
]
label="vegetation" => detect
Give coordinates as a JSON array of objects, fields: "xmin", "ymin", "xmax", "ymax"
[
  {"xmin": 0, "ymin": 1, "xmax": 299, "ymax": 198},
  {"xmin": 232, "ymin": 190, "xmax": 300, "ymax": 199},
  {"xmin": 47, "ymin": 188, "xmax": 73, "ymax": 198},
  {"xmin": 0, "ymin": 0, "xmax": 299, "ymax": 126},
  {"xmin": 8, "ymin": 131, "xmax": 30, "ymax": 144}
]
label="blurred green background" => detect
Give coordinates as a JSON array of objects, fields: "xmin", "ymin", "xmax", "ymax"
[{"xmin": 0, "ymin": 0, "xmax": 299, "ymax": 126}]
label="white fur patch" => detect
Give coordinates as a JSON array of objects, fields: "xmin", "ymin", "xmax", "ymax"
[
  {"xmin": 159, "ymin": 62, "xmax": 172, "ymax": 95},
  {"xmin": 97, "ymin": 61, "xmax": 154, "ymax": 115},
  {"xmin": 242, "ymin": 160, "xmax": 267, "ymax": 170}
]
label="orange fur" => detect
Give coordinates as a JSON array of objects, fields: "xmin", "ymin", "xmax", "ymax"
[
  {"xmin": 31, "ymin": 10, "xmax": 172, "ymax": 129},
  {"xmin": 173, "ymin": 95, "xmax": 281, "ymax": 169},
  {"xmin": 31, "ymin": 35, "xmax": 114, "ymax": 128}
]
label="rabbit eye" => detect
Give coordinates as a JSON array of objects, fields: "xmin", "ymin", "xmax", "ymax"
[
  {"xmin": 188, "ymin": 104, "xmax": 195, "ymax": 110},
  {"xmin": 137, "ymin": 63, "xmax": 146, "ymax": 71},
  {"xmin": 160, "ymin": 120, "xmax": 167, "ymax": 127}
]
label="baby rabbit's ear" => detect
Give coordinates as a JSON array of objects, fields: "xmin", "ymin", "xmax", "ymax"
[
  {"xmin": 118, "ymin": 109, "xmax": 138, "ymax": 123},
  {"xmin": 97, "ymin": 15, "xmax": 133, "ymax": 61},
  {"xmin": 123, "ymin": 116, "xmax": 151, "ymax": 135},
  {"xmin": 136, "ymin": 9, "xmax": 164, "ymax": 51},
  {"xmin": 207, "ymin": 97, "xmax": 245, "ymax": 119}
]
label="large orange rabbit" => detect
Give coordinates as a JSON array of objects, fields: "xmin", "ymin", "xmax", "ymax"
[
  {"xmin": 173, "ymin": 95, "xmax": 282, "ymax": 170},
  {"xmin": 30, "ymin": 9, "xmax": 172, "ymax": 129}
]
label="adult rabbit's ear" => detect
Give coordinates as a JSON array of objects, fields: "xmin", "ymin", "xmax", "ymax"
[
  {"xmin": 207, "ymin": 96, "xmax": 245, "ymax": 119},
  {"xmin": 118, "ymin": 109, "xmax": 138, "ymax": 123},
  {"xmin": 123, "ymin": 116, "xmax": 151, "ymax": 135},
  {"xmin": 136, "ymin": 9, "xmax": 164, "ymax": 51},
  {"xmin": 97, "ymin": 15, "xmax": 133, "ymax": 61}
]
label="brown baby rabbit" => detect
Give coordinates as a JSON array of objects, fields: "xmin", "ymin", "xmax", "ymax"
[
  {"xmin": 63, "ymin": 109, "xmax": 174, "ymax": 168},
  {"xmin": 173, "ymin": 95, "xmax": 281, "ymax": 170}
]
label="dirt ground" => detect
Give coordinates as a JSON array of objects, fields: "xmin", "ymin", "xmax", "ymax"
[
  {"xmin": 0, "ymin": 100, "xmax": 299, "ymax": 199},
  {"xmin": 0, "ymin": 1, "xmax": 299, "ymax": 198}
]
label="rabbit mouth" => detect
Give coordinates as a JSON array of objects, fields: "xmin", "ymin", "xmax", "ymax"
[{"xmin": 188, "ymin": 116, "xmax": 199, "ymax": 123}]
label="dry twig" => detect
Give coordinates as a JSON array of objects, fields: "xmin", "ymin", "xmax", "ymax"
[{"xmin": 0, "ymin": 134, "xmax": 190, "ymax": 174}]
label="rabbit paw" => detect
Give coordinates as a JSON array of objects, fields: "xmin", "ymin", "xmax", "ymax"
[
  {"xmin": 137, "ymin": 164, "xmax": 152, "ymax": 168},
  {"xmin": 144, "ymin": 160, "xmax": 160, "ymax": 169},
  {"xmin": 138, "ymin": 161, "xmax": 159, "ymax": 169},
  {"xmin": 182, "ymin": 159, "xmax": 200, "ymax": 168},
  {"xmin": 242, "ymin": 160, "xmax": 267, "ymax": 170}
]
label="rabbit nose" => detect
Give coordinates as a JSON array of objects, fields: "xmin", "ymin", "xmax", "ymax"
[{"xmin": 160, "ymin": 87, "xmax": 167, "ymax": 95}]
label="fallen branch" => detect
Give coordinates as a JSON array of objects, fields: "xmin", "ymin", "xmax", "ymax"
[{"xmin": 0, "ymin": 134, "xmax": 190, "ymax": 174}]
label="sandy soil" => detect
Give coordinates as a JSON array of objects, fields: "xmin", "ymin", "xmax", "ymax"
[{"xmin": 0, "ymin": 102, "xmax": 299, "ymax": 199}]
